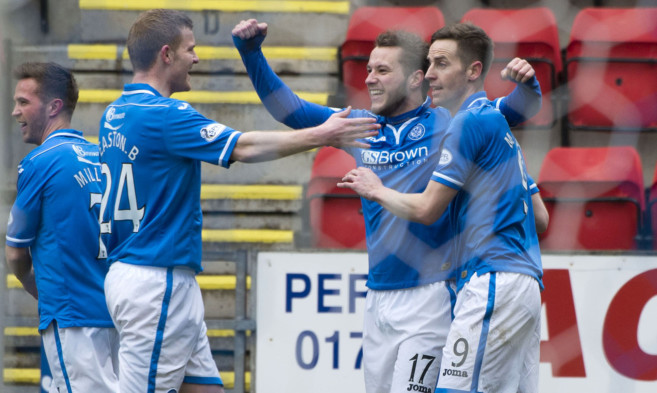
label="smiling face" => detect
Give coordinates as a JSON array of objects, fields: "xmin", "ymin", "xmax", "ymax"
[
  {"xmin": 425, "ymin": 39, "xmax": 473, "ymax": 114},
  {"xmin": 169, "ymin": 27, "xmax": 199, "ymax": 94},
  {"xmin": 365, "ymin": 46, "xmax": 417, "ymax": 117},
  {"xmin": 12, "ymin": 78, "xmax": 48, "ymax": 145}
]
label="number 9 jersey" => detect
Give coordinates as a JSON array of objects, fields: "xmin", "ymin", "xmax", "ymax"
[
  {"xmin": 98, "ymin": 84, "xmax": 242, "ymax": 273},
  {"xmin": 430, "ymin": 91, "xmax": 543, "ymax": 291}
]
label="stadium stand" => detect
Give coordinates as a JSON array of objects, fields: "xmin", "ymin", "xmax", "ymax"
[
  {"xmin": 304, "ymin": 147, "xmax": 367, "ymax": 249},
  {"xmin": 565, "ymin": 7, "xmax": 657, "ymax": 131},
  {"xmin": 538, "ymin": 146, "xmax": 645, "ymax": 250},
  {"xmin": 461, "ymin": 7, "xmax": 561, "ymax": 127},
  {"xmin": 338, "ymin": 6, "xmax": 444, "ymax": 108}
]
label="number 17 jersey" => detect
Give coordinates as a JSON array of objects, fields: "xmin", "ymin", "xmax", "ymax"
[{"xmin": 98, "ymin": 84, "xmax": 241, "ymax": 273}]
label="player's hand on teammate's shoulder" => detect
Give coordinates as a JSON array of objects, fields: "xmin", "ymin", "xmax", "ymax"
[
  {"xmin": 500, "ymin": 57, "xmax": 535, "ymax": 83},
  {"xmin": 232, "ymin": 18, "xmax": 268, "ymax": 40},
  {"xmin": 316, "ymin": 107, "xmax": 380, "ymax": 149}
]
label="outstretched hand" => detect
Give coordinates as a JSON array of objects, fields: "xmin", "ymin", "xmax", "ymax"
[
  {"xmin": 318, "ymin": 107, "xmax": 380, "ymax": 149},
  {"xmin": 338, "ymin": 167, "xmax": 383, "ymax": 201},
  {"xmin": 500, "ymin": 58, "xmax": 535, "ymax": 83}
]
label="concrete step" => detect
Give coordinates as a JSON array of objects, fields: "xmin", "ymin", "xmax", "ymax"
[
  {"xmin": 77, "ymin": 0, "xmax": 350, "ymax": 46},
  {"xmin": 6, "ymin": 273, "xmax": 254, "ymax": 320},
  {"xmin": 11, "ymin": 43, "xmax": 338, "ymax": 74},
  {"xmin": 3, "ymin": 368, "xmax": 251, "ymax": 390}
]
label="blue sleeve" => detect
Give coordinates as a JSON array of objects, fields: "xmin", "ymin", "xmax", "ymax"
[
  {"xmin": 233, "ymin": 33, "xmax": 336, "ymax": 129},
  {"xmin": 430, "ymin": 112, "xmax": 482, "ymax": 190},
  {"xmin": 493, "ymin": 76, "xmax": 542, "ymax": 127},
  {"xmin": 6, "ymin": 160, "xmax": 41, "ymax": 248},
  {"xmin": 163, "ymin": 102, "xmax": 241, "ymax": 168},
  {"xmin": 528, "ymin": 175, "xmax": 540, "ymax": 195}
]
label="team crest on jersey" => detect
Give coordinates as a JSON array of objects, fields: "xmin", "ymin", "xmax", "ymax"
[
  {"xmin": 105, "ymin": 107, "xmax": 125, "ymax": 122},
  {"xmin": 407, "ymin": 124, "xmax": 425, "ymax": 140},
  {"xmin": 439, "ymin": 149, "xmax": 452, "ymax": 165},
  {"xmin": 200, "ymin": 123, "xmax": 226, "ymax": 142}
]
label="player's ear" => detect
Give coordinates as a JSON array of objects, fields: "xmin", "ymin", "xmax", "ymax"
[
  {"xmin": 467, "ymin": 61, "xmax": 483, "ymax": 82},
  {"xmin": 408, "ymin": 69, "xmax": 424, "ymax": 89},
  {"xmin": 160, "ymin": 45, "xmax": 173, "ymax": 65},
  {"xmin": 46, "ymin": 98, "xmax": 64, "ymax": 118}
]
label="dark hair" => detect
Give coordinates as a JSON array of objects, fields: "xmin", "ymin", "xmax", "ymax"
[
  {"xmin": 127, "ymin": 9, "xmax": 194, "ymax": 72},
  {"xmin": 375, "ymin": 30, "xmax": 430, "ymax": 94},
  {"xmin": 14, "ymin": 62, "xmax": 78, "ymax": 118},
  {"xmin": 375, "ymin": 30, "xmax": 429, "ymax": 76},
  {"xmin": 431, "ymin": 23, "xmax": 493, "ymax": 79}
]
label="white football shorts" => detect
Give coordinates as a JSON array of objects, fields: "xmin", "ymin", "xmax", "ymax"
[
  {"xmin": 363, "ymin": 280, "xmax": 457, "ymax": 393},
  {"xmin": 104, "ymin": 262, "xmax": 223, "ymax": 393},
  {"xmin": 41, "ymin": 321, "xmax": 119, "ymax": 393},
  {"xmin": 436, "ymin": 272, "xmax": 541, "ymax": 393}
]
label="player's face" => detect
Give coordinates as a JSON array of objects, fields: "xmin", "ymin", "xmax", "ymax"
[
  {"xmin": 12, "ymin": 78, "xmax": 48, "ymax": 145},
  {"xmin": 170, "ymin": 27, "xmax": 199, "ymax": 94},
  {"xmin": 425, "ymin": 39, "xmax": 470, "ymax": 114},
  {"xmin": 365, "ymin": 46, "xmax": 413, "ymax": 117}
]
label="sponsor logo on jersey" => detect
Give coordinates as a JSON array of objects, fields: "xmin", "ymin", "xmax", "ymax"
[
  {"xmin": 17, "ymin": 164, "xmax": 24, "ymax": 174},
  {"xmin": 200, "ymin": 123, "xmax": 226, "ymax": 142},
  {"xmin": 407, "ymin": 124, "xmax": 425, "ymax": 141},
  {"xmin": 361, "ymin": 146, "xmax": 428, "ymax": 165},
  {"xmin": 442, "ymin": 368, "xmax": 469, "ymax": 378},
  {"xmin": 439, "ymin": 149, "xmax": 452, "ymax": 165},
  {"xmin": 72, "ymin": 145, "xmax": 99, "ymax": 157},
  {"xmin": 367, "ymin": 135, "xmax": 387, "ymax": 143},
  {"xmin": 104, "ymin": 122, "xmax": 123, "ymax": 131},
  {"xmin": 406, "ymin": 383, "xmax": 432, "ymax": 392},
  {"xmin": 105, "ymin": 107, "xmax": 125, "ymax": 122},
  {"xmin": 178, "ymin": 102, "xmax": 189, "ymax": 110}
]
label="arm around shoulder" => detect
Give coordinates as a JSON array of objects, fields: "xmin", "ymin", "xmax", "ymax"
[{"xmin": 230, "ymin": 107, "xmax": 379, "ymax": 163}]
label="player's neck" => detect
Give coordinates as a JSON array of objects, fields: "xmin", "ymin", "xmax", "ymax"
[
  {"xmin": 38, "ymin": 118, "xmax": 71, "ymax": 145},
  {"xmin": 390, "ymin": 94, "xmax": 425, "ymax": 118},
  {"xmin": 132, "ymin": 71, "xmax": 172, "ymax": 98},
  {"xmin": 448, "ymin": 85, "xmax": 483, "ymax": 117}
]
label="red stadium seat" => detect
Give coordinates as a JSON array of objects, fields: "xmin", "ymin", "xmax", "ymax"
[
  {"xmin": 538, "ymin": 146, "xmax": 644, "ymax": 250},
  {"xmin": 305, "ymin": 147, "xmax": 366, "ymax": 249},
  {"xmin": 461, "ymin": 7, "xmax": 561, "ymax": 127},
  {"xmin": 340, "ymin": 6, "xmax": 444, "ymax": 109},
  {"xmin": 565, "ymin": 8, "xmax": 657, "ymax": 131}
]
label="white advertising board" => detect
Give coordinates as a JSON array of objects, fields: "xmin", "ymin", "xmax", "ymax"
[{"xmin": 256, "ymin": 252, "xmax": 657, "ymax": 393}]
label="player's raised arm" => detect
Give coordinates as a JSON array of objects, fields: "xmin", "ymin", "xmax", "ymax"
[
  {"xmin": 495, "ymin": 58, "xmax": 542, "ymax": 126},
  {"xmin": 231, "ymin": 107, "xmax": 379, "ymax": 163},
  {"xmin": 232, "ymin": 19, "xmax": 334, "ymax": 129}
]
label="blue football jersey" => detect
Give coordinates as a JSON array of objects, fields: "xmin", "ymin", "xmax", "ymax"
[
  {"xmin": 98, "ymin": 84, "xmax": 241, "ymax": 273},
  {"xmin": 6, "ymin": 130, "xmax": 113, "ymax": 330},
  {"xmin": 430, "ymin": 92, "xmax": 543, "ymax": 290},
  {"xmin": 234, "ymin": 41, "xmax": 542, "ymax": 290}
]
